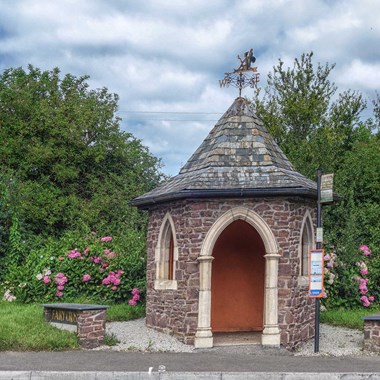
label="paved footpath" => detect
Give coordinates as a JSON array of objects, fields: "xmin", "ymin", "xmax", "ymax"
[{"xmin": 0, "ymin": 346, "xmax": 379, "ymax": 379}]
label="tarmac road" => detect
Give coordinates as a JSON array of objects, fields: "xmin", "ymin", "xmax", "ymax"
[{"xmin": 0, "ymin": 346, "xmax": 379, "ymax": 379}]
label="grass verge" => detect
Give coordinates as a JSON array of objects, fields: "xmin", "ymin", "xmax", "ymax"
[
  {"xmin": 321, "ymin": 307, "xmax": 380, "ymax": 330},
  {"xmin": 107, "ymin": 303, "xmax": 145, "ymax": 321},
  {"xmin": 1, "ymin": 300, "xmax": 377, "ymax": 351},
  {"xmin": 0, "ymin": 301, "xmax": 145, "ymax": 351},
  {"xmin": 0, "ymin": 301, "xmax": 79, "ymax": 351}
]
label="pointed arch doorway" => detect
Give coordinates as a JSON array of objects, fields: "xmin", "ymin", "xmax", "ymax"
[{"xmin": 211, "ymin": 219, "xmax": 265, "ymax": 333}]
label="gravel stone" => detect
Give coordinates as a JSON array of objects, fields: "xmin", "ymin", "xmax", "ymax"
[
  {"xmin": 95, "ymin": 318, "xmax": 194, "ymax": 352},
  {"xmin": 95, "ymin": 320, "xmax": 368, "ymax": 357},
  {"xmin": 294, "ymin": 323, "xmax": 364, "ymax": 357}
]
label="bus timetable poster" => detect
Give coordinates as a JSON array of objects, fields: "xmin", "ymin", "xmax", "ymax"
[{"xmin": 308, "ymin": 249, "xmax": 324, "ymax": 298}]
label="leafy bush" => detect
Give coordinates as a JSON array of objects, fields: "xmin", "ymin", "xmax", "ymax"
[{"xmin": 1, "ymin": 229, "xmax": 146, "ymax": 304}]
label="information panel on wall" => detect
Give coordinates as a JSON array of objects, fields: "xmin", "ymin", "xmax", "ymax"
[{"xmin": 308, "ymin": 249, "xmax": 324, "ymax": 298}]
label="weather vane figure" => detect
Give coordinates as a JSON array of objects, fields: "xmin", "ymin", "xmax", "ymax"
[{"xmin": 219, "ymin": 48, "xmax": 260, "ymax": 96}]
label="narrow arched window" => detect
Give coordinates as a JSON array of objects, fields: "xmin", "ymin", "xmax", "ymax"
[
  {"xmin": 155, "ymin": 213, "xmax": 178, "ymax": 290},
  {"xmin": 168, "ymin": 231, "xmax": 174, "ymax": 280},
  {"xmin": 300, "ymin": 213, "xmax": 314, "ymax": 277}
]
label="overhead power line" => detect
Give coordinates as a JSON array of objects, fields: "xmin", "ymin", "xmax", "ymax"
[
  {"xmin": 118, "ymin": 110, "xmax": 223, "ymax": 115},
  {"xmin": 117, "ymin": 110, "xmax": 222, "ymax": 123},
  {"xmin": 124, "ymin": 119, "xmax": 219, "ymax": 122}
]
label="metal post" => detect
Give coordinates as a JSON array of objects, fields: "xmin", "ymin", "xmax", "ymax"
[{"xmin": 314, "ymin": 167, "xmax": 323, "ymax": 353}]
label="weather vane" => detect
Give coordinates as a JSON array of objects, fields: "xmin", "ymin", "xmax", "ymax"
[{"xmin": 219, "ymin": 48, "xmax": 260, "ymax": 96}]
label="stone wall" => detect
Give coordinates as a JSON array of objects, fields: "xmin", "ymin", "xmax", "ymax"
[
  {"xmin": 77, "ymin": 309, "xmax": 107, "ymax": 349},
  {"xmin": 145, "ymin": 197, "xmax": 316, "ymax": 349},
  {"xmin": 363, "ymin": 319, "xmax": 380, "ymax": 353}
]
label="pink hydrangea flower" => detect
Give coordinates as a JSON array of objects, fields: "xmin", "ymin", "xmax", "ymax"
[
  {"xmin": 100, "ymin": 236, "xmax": 112, "ymax": 242},
  {"xmin": 128, "ymin": 288, "xmax": 141, "ymax": 306},
  {"xmin": 369, "ymin": 296, "xmax": 375, "ymax": 302},
  {"xmin": 82, "ymin": 274, "xmax": 91, "ymax": 282},
  {"xmin": 359, "ymin": 245, "xmax": 371, "ymax": 256},
  {"xmin": 101, "ymin": 271, "xmax": 122, "ymax": 287},
  {"xmin": 112, "ymin": 286, "xmax": 117, "ymax": 291},
  {"xmin": 43, "ymin": 276, "xmax": 50, "ymax": 284},
  {"xmin": 67, "ymin": 249, "xmax": 81, "ymax": 259},
  {"xmin": 55, "ymin": 291, "xmax": 63, "ymax": 297},
  {"xmin": 54, "ymin": 274, "xmax": 68, "ymax": 286},
  {"xmin": 57, "ymin": 285, "xmax": 64, "ymax": 291}
]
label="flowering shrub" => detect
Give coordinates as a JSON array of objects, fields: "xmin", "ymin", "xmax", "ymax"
[
  {"xmin": 353, "ymin": 245, "xmax": 375, "ymax": 307},
  {"xmin": 129, "ymin": 288, "xmax": 140, "ymax": 306},
  {"xmin": 322, "ymin": 244, "xmax": 378, "ymax": 309},
  {"xmin": 321, "ymin": 248, "xmax": 338, "ymax": 307},
  {"xmin": 1, "ymin": 229, "xmax": 146, "ymax": 304},
  {"xmin": 2, "ymin": 289, "xmax": 16, "ymax": 302}
]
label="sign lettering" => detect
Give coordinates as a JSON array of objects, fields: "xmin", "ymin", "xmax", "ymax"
[{"xmin": 49, "ymin": 309, "xmax": 78, "ymax": 325}]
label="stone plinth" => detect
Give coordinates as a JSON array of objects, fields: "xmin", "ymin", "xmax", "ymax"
[
  {"xmin": 43, "ymin": 303, "xmax": 109, "ymax": 348},
  {"xmin": 363, "ymin": 314, "xmax": 380, "ymax": 353}
]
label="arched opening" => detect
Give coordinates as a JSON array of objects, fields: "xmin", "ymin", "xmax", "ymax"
[
  {"xmin": 195, "ymin": 206, "xmax": 280, "ymax": 348},
  {"xmin": 211, "ymin": 219, "xmax": 265, "ymax": 332}
]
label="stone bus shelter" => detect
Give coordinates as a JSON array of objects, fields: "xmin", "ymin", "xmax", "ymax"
[{"xmin": 131, "ymin": 97, "xmax": 318, "ymax": 350}]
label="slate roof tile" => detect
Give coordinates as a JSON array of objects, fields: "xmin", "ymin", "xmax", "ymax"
[{"xmin": 131, "ymin": 97, "xmax": 317, "ymax": 208}]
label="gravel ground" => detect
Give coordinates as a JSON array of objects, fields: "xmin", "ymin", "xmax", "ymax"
[
  {"xmin": 95, "ymin": 319, "xmax": 369, "ymax": 357},
  {"xmin": 96, "ymin": 319, "xmax": 194, "ymax": 353},
  {"xmin": 294, "ymin": 323, "xmax": 364, "ymax": 357}
]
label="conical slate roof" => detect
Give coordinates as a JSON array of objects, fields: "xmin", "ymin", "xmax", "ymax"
[{"xmin": 131, "ymin": 97, "xmax": 317, "ymax": 209}]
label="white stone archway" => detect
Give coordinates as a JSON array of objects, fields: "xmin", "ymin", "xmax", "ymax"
[{"xmin": 194, "ymin": 206, "xmax": 281, "ymax": 348}]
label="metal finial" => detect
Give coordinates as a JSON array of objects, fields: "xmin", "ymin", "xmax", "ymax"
[{"xmin": 219, "ymin": 48, "xmax": 260, "ymax": 96}]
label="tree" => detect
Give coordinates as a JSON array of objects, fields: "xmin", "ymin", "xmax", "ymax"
[
  {"xmin": 254, "ymin": 52, "xmax": 380, "ymax": 307},
  {"xmin": 325, "ymin": 134, "xmax": 380, "ymax": 252},
  {"xmin": 254, "ymin": 52, "xmax": 368, "ymax": 178},
  {"xmin": 0, "ymin": 65, "xmax": 163, "ymax": 239}
]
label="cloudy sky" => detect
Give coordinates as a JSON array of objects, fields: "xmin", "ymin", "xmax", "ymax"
[{"xmin": 1, "ymin": 0, "xmax": 379, "ymax": 175}]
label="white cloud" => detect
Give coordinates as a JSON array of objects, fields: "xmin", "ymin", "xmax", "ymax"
[
  {"xmin": 337, "ymin": 59, "xmax": 380, "ymax": 91},
  {"xmin": 0, "ymin": 0, "xmax": 379, "ymax": 175}
]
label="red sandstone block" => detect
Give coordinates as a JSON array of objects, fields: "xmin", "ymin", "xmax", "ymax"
[
  {"xmin": 278, "ymin": 266, "xmax": 292, "ymax": 276},
  {"xmin": 89, "ymin": 329, "xmax": 104, "ymax": 336},
  {"xmin": 78, "ymin": 326, "xmax": 96, "ymax": 334},
  {"xmin": 77, "ymin": 322, "xmax": 92, "ymax": 327}
]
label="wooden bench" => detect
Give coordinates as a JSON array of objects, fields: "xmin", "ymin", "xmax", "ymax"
[
  {"xmin": 43, "ymin": 303, "xmax": 109, "ymax": 348},
  {"xmin": 363, "ymin": 313, "xmax": 380, "ymax": 353}
]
